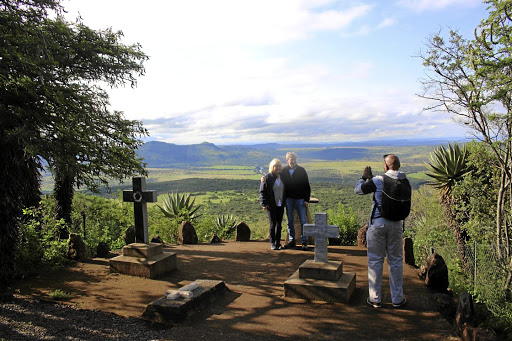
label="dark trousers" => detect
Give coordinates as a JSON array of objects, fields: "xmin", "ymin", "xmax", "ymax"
[{"xmin": 267, "ymin": 206, "xmax": 284, "ymax": 246}]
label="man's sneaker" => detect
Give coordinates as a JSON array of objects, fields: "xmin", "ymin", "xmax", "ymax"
[
  {"xmin": 271, "ymin": 244, "xmax": 277, "ymax": 250},
  {"xmin": 366, "ymin": 297, "xmax": 381, "ymax": 308},
  {"xmin": 392, "ymin": 298, "xmax": 407, "ymax": 308},
  {"xmin": 283, "ymin": 240, "xmax": 296, "ymax": 249},
  {"xmin": 301, "ymin": 244, "xmax": 308, "ymax": 251},
  {"xmin": 275, "ymin": 244, "xmax": 282, "ymax": 250}
]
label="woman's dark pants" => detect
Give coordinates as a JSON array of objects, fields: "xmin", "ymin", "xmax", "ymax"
[{"xmin": 267, "ymin": 206, "xmax": 284, "ymax": 246}]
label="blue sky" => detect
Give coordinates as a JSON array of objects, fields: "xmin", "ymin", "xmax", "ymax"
[{"xmin": 63, "ymin": 0, "xmax": 488, "ymax": 145}]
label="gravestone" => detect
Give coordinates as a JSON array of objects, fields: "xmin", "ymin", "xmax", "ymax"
[
  {"xmin": 179, "ymin": 221, "xmax": 198, "ymax": 244},
  {"xmin": 303, "ymin": 212, "xmax": 338, "ymax": 263},
  {"xmin": 235, "ymin": 222, "xmax": 251, "ymax": 241},
  {"xmin": 122, "ymin": 177, "xmax": 157, "ymax": 243},
  {"xmin": 109, "ymin": 176, "xmax": 177, "ymax": 278},
  {"xmin": 284, "ymin": 212, "xmax": 356, "ymax": 303},
  {"xmin": 142, "ymin": 279, "xmax": 229, "ymax": 323}
]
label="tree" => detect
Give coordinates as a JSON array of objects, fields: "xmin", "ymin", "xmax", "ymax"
[
  {"xmin": 419, "ymin": 0, "xmax": 512, "ymax": 298},
  {"xmin": 1, "ymin": 0, "xmax": 148, "ymax": 289}
]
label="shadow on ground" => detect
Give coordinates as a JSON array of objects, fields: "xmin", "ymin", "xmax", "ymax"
[{"xmin": 10, "ymin": 241, "xmax": 458, "ymax": 340}]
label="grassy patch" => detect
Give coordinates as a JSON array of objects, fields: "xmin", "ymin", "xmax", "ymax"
[{"xmin": 49, "ymin": 289, "xmax": 74, "ymax": 301}]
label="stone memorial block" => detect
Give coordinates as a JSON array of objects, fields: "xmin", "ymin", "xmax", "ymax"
[
  {"xmin": 403, "ymin": 237, "xmax": 415, "ymax": 266},
  {"xmin": 284, "ymin": 212, "xmax": 356, "ymax": 303},
  {"xmin": 235, "ymin": 222, "xmax": 251, "ymax": 241},
  {"xmin": 151, "ymin": 235, "xmax": 164, "ymax": 244},
  {"xmin": 96, "ymin": 241, "xmax": 110, "ymax": 258},
  {"xmin": 179, "ymin": 221, "xmax": 198, "ymax": 244},
  {"xmin": 123, "ymin": 226, "xmax": 136, "ymax": 245},
  {"xmin": 142, "ymin": 279, "xmax": 229, "ymax": 323}
]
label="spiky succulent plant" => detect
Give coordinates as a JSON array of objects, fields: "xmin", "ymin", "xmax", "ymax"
[
  {"xmin": 215, "ymin": 214, "xmax": 240, "ymax": 238},
  {"xmin": 425, "ymin": 142, "xmax": 470, "ymax": 196},
  {"xmin": 157, "ymin": 192, "xmax": 202, "ymax": 222}
]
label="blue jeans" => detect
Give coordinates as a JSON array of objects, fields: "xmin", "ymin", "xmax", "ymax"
[{"xmin": 285, "ymin": 198, "xmax": 307, "ymax": 245}]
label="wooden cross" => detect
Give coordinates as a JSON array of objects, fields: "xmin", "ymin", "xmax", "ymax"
[
  {"xmin": 303, "ymin": 212, "xmax": 339, "ymax": 263},
  {"xmin": 123, "ymin": 176, "xmax": 157, "ymax": 244}
]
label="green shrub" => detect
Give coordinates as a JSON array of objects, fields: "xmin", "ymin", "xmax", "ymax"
[
  {"xmin": 49, "ymin": 289, "xmax": 74, "ymax": 300},
  {"xmin": 16, "ymin": 205, "xmax": 70, "ymax": 274},
  {"xmin": 327, "ymin": 203, "xmax": 359, "ymax": 245},
  {"xmin": 70, "ymin": 192, "xmax": 133, "ymax": 255}
]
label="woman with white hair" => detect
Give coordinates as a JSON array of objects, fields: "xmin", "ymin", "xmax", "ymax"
[{"xmin": 259, "ymin": 158, "xmax": 285, "ymax": 250}]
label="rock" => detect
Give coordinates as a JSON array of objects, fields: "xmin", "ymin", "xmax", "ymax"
[
  {"xmin": 68, "ymin": 233, "xmax": 87, "ymax": 260},
  {"xmin": 96, "ymin": 242, "xmax": 110, "ymax": 258},
  {"xmin": 418, "ymin": 264, "xmax": 428, "ymax": 279},
  {"xmin": 425, "ymin": 253, "xmax": 449, "ymax": 292},
  {"xmin": 328, "ymin": 237, "xmax": 342, "ymax": 245},
  {"xmin": 123, "ymin": 226, "xmax": 136, "ymax": 245},
  {"xmin": 462, "ymin": 325, "xmax": 496, "ymax": 341},
  {"xmin": 179, "ymin": 221, "xmax": 198, "ymax": 244},
  {"xmin": 403, "ymin": 237, "xmax": 415, "ymax": 266},
  {"xmin": 431, "ymin": 293, "xmax": 457, "ymax": 321},
  {"xmin": 235, "ymin": 222, "xmax": 251, "ymax": 241},
  {"xmin": 455, "ymin": 292, "xmax": 476, "ymax": 336},
  {"xmin": 210, "ymin": 234, "xmax": 222, "ymax": 243},
  {"xmin": 151, "ymin": 235, "xmax": 164, "ymax": 244},
  {"xmin": 357, "ymin": 224, "xmax": 367, "ymax": 247}
]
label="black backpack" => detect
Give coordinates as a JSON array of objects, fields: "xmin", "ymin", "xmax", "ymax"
[{"xmin": 376, "ymin": 174, "xmax": 412, "ymax": 221}]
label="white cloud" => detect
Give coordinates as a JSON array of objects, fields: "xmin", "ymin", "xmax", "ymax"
[
  {"xmin": 396, "ymin": 0, "xmax": 481, "ymax": 12},
  {"xmin": 377, "ymin": 17, "xmax": 395, "ymax": 29},
  {"xmin": 61, "ymin": 0, "xmax": 479, "ymax": 145}
]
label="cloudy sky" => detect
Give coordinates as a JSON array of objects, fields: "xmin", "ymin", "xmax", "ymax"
[{"xmin": 63, "ymin": 0, "xmax": 488, "ymax": 145}]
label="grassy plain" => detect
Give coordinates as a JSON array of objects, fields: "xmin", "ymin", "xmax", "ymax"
[{"xmin": 41, "ymin": 145, "xmax": 436, "ymax": 238}]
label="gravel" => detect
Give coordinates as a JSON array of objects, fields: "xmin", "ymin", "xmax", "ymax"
[{"xmin": 0, "ymin": 296, "xmax": 169, "ymax": 341}]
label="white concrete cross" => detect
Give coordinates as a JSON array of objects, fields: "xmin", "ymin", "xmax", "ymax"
[{"xmin": 303, "ymin": 212, "xmax": 339, "ymax": 263}]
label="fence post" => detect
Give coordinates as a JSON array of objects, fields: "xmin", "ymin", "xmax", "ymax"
[{"xmin": 474, "ymin": 241, "xmax": 477, "ymax": 293}]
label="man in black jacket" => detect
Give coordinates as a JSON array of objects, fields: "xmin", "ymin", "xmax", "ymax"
[{"xmin": 281, "ymin": 152, "xmax": 311, "ymax": 250}]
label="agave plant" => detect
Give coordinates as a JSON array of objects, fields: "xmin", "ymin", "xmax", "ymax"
[
  {"xmin": 425, "ymin": 142, "xmax": 471, "ymax": 269},
  {"xmin": 215, "ymin": 214, "xmax": 240, "ymax": 239},
  {"xmin": 157, "ymin": 192, "xmax": 202, "ymax": 222},
  {"xmin": 425, "ymin": 142, "xmax": 470, "ymax": 197}
]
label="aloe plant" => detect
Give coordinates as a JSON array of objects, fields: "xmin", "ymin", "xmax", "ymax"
[
  {"xmin": 215, "ymin": 214, "xmax": 240, "ymax": 239},
  {"xmin": 157, "ymin": 192, "xmax": 202, "ymax": 222},
  {"xmin": 425, "ymin": 142, "xmax": 471, "ymax": 269},
  {"xmin": 425, "ymin": 142, "xmax": 470, "ymax": 197}
]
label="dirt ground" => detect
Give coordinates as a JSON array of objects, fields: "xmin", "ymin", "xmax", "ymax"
[{"xmin": 11, "ymin": 241, "xmax": 459, "ymax": 340}]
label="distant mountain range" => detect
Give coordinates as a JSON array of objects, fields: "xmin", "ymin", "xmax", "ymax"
[{"xmin": 137, "ymin": 138, "xmax": 469, "ymax": 168}]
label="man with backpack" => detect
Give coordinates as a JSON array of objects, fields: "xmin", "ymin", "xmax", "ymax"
[{"xmin": 354, "ymin": 154, "xmax": 411, "ymax": 309}]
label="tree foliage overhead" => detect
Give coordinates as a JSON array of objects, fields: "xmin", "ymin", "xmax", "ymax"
[
  {"xmin": 1, "ymin": 0, "xmax": 149, "ymax": 189},
  {"xmin": 419, "ymin": 0, "xmax": 512, "ymax": 298},
  {"xmin": 0, "ymin": 0, "xmax": 149, "ymax": 289}
]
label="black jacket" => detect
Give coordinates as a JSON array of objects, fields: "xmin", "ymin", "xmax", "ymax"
[
  {"xmin": 281, "ymin": 165, "xmax": 311, "ymax": 202},
  {"xmin": 259, "ymin": 173, "xmax": 284, "ymax": 210}
]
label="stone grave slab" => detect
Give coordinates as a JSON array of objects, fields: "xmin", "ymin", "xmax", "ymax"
[
  {"xmin": 109, "ymin": 243, "xmax": 177, "ymax": 279},
  {"xmin": 299, "ymin": 259, "xmax": 343, "ymax": 281},
  {"xmin": 284, "ymin": 270, "xmax": 356, "ymax": 303},
  {"xmin": 142, "ymin": 279, "xmax": 228, "ymax": 323},
  {"xmin": 284, "ymin": 212, "xmax": 356, "ymax": 303}
]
